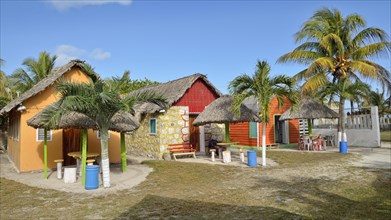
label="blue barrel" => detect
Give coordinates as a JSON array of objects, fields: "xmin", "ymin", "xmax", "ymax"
[
  {"xmin": 85, "ymin": 165, "xmax": 99, "ymax": 190},
  {"xmin": 247, "ymin": 150, "xmax": 257, "ymax": 167},
  {"xmin": 339, "ymin": 141, "xmax": 348, "ymax": 153}
]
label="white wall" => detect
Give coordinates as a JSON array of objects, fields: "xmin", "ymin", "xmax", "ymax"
[{"xmin": 313, "ymin": 106, "xmax": 380, "ymax": 148}]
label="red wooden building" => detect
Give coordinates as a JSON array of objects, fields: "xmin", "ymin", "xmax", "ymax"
[{"xmin": 230, "ymin": 97, "xmax": 300, "ymax": 146}]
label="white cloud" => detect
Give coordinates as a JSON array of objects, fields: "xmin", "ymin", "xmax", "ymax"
[
  {"xmin": 49, "ymin": 0, "xmax": 132, "ymax": 11},
  {"xmin": 55, "ymin": 44, "xmax": 111, "ymax": 65},
  {"xmin": 90, "ymin": 48, "xmax": 111, "ymax": 60}
]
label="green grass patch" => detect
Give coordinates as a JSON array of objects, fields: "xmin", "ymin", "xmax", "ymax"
[{"xmin": 380, "ymin": 131, "xmax": 391, "ymax": 142}]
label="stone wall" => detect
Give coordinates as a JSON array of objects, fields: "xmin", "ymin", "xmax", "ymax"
[{"xmin": 126, "ymin": 106, "xmax": 189, "ymax": 158}]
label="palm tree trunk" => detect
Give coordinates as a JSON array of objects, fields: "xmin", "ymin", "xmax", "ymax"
[
  {"xmin": 100, "ymin": 128, "xmax": 111, "ymax": 188},
  {"xmin": 338, "ymin": 97, "xmax": 347, "ymax": 143},
  {"xmin": 261, "ymin": 122, "xmax": 266, "ymax": 167}
]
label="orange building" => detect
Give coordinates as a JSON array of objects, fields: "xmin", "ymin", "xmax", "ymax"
[
  {"xmin": 0, "ymin": 60, "xmax": 122, "ymax": 172},
  {"xmin": 230, "ymin": 96, "xmax": 300, "ymax": 146}
]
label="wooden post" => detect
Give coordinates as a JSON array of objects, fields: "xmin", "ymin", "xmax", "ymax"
[
  {"xmin": 81, "ymin": 129, "xmax": 87, "ymax": 186},
  {"xmin": 225, "ymin": 122, "xmax": 230, "ymax": 143},
  {"xmin": 121, "ymin": 133, "xmax": 127, "ymax": 172},
  {"xmin": 43, "ymin": 128, "xmax": 48, "ymax": 179}
]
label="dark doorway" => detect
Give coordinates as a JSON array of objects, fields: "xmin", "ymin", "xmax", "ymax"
[
  {"xmin": 189, "ymin": 115, "xmax": 200, "ymax": 151},
  {"xmin": 62, "ymin": 128, "xmax": 82, "ymax": 166},
  {"xmin": 274, "ymin": 115, "xmax": 283, "ymax": 143}
]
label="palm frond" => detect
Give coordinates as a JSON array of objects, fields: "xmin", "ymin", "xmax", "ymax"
[
  {"xmin": 352, "ymin": 42, "xmax": 391, "ymax": 60},
  {"xmin": 302, "ymin": 72, "xmax": 329, "ymax": 94},
  {"xmin": 277, "ymin": 51, "xmax": 322, "ymax": 64},
  {"xmin": 304, "ymin": 57, "xmax": 333, "ymax": 78},
  {"xmin": 349, "ymin": 60, "xmax": 378, "ymax": 78}
]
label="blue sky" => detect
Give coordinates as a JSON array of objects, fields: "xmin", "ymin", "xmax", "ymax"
[{"xmin": 1, "ymin": 0, "xmax": 390, "ymax": 94}]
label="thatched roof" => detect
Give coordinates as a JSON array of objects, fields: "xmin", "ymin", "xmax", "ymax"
[
  {"xmin": 192, "ymin": 95, "xmax": 261, "ymax": 126},
  {"xmin": 0, "ymin": 60, "xmax": 97, "ymax": 115},
  {"xmin": 131, "ymin": 74, "xmax": 223, "ymax": 114},
  {"xmin": 280, "ymin": 98, "xmax": 338, "ymax": 120},
  {"xmin": 27, "ymin": 111, "xmax": 140, "ymax": 133}
]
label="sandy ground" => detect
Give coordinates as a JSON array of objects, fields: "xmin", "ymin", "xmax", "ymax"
[
  {"xmin": 1, "ymin": 146, "xmax": 389, "ymax": 196},
  {"xmin": 348, "ymin": 147, "xmax": 391, "ymax": 169},
  {"xmin": 0, "ymin": 153, "xmax": 153, "ymax": 196}
]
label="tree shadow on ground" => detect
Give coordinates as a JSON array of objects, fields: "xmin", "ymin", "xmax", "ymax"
[
  {"xmin": 115, "ymin": 194, "xmax": 306, "ymax": 220},
  {"xmin": 251, "ymin": 171, "xmax": 391, "ymax": 219}
]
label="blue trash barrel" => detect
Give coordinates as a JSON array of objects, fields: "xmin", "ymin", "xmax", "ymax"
[
  {"xmin": 247, "ymin": 150, "xmax": 257, "ymax": 167},
  {"xmin": 339, "ymin": 141, "xmax": 348, "ymax": 153},
  {"xmin": 85, "ymin": 165, "xmax": 99, "ymax": 190}
]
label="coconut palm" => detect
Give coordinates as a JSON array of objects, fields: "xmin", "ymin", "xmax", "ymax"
[
  {"xmin": 11, "ymin": 51, "xmax": 57, "ymax": 93},
  {"xmin": 278, "ymin": 7, "xmax": 391, "ymax": 143},
  {"xmin": 37, "ymin": 78, "xmax": 167, "ymax": 188},
  {"xmin": 229, "ymin": 60, "xmax": 296, "ymax": 167}
]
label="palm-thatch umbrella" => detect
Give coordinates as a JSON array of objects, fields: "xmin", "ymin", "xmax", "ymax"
[
  {"xmin": 280, "ymin": 98, "xmax": 338, "ymax": 135},
  {"xmin": 193, "ymin": 95, "xmax": 260, "ymax": 143},
  {"xmin": 28, "ymin": 111, "xmax": 139, "ymax": 132},
  {"xmin": 27, "ymin": 110, "xmax": 139, "ymax": 183}
]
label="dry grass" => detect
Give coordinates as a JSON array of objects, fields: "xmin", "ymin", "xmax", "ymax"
[
  {"xmin": 1, "ymin": 151, "xmax": 390, "ymax": 219},
  {"xmin": 380, "ymin": 131, "xmax": 391, "ymax": 142}
]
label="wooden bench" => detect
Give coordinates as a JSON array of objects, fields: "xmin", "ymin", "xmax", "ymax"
[
  {"xmin": 167, "ymin": 143, "xmax": 196, "ymax": 160},
  {"xmin": 267, "ymin": 143, "xmax": 279, "ymax": 150}
]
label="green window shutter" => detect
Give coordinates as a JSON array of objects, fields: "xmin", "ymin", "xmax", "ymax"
[
  {"xmin": 249, "ymin": 122, "xmax": 257, "ymax": 138},
  {"xmin": 150, "ymin": 118, "xmax": 157, "ymax": 134}
]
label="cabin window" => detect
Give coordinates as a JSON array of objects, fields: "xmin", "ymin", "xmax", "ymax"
[
  {"xmin": 97, "ymin": 131, "xmax": 110, "ymax": 139},
  {"xmin": 149, "ymin": 118, "xmax": 157, "ymax": 135},
  {"xmin": 249, "ymin": 122, "xmax": 258, "ymax": 138},
  {"xmin": 36, "ymin": 129, "xmax": 52, "ymax": 142},
  {"xmin": 8, "ymin": 115, "xmax": 20, "ymax": 140}
]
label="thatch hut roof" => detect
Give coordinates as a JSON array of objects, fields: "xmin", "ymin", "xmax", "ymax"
[
  {"xmin": 192, "ymin": 95, "xmax": 261, "ymax": 126},
  {"xmin": 0, "ymin": 60, "xmax": 97, "ymax": 115},
  {"xmin": 131, "ymin": 74, "xmax": 223, "ymax": 114},
  {"xmin": 27, "ymin": 111, "xmax": 140, "ymax": 133},
  {"xmin": 280, "ymin": 98, "xmax": 338, "ymax": 120}
]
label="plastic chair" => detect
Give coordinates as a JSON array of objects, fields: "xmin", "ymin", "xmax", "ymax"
[{"xmin": 303, "ymin": 136, "xmax": 312, "ymax": 151}]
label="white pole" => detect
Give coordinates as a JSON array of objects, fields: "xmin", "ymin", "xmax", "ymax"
[
  {"xmin": 262, "ymin": 123, "xmax": 266, "ymax": 167},
  {"xmin": 199, "ymin": 125, "xmax": 205, "ymax": 154},
  {"xmin": 257, "ymin": 122, "xmax": 260, "ymax": 150}
]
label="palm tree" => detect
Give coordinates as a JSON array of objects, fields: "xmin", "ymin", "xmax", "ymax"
[
  {"xmin": 37, "ymin": 78, "xmax": 167, "ymax": 188},
  {"xmin": 229, "ymin": 60, "xmax": 296, "ymax": 167},
  {"xmin": 0, "ymin": 59, "xmax": 11, "ymax": 99},
  {"xmin": 317, "ymin": 79, "xmax": 371, "ymax": 128},
  {"xmin": 365, "ymin": 89, "xmax": 390, "ymax": 116},
  {"xmin": 105, "ymin": 70, "xmax": 159, "ymax": 95},
  {"xmin": 278, "ymin": 7, "xmax": 391, "ymax": 143},
  {"xmin": 11, "ymin": 51, "xmax": 57, "ymax": 93}
]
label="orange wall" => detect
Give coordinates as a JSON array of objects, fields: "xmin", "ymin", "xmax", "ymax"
[
  {"xmin": 11, "ymin": 66, "xmax": 121, "ymax": 172},
  {"xmin": 230, "ymin": 96, "xmax": 300, "ymax": 146},
  {"xmin": 87, "ymin": 130, "xmax": 121, "ymax": 163},
  {"xmin": 7, "ymin": 111, "xmax": 21, "ymax": 171}
]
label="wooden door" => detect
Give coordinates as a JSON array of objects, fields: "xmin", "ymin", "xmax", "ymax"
[
  {"xmin": 63, "ymin": 128, "xmax": 82, "ymax": 166},
  {"xmin": 189, "ymin": 115, "xmax": 200, "ymax": 151}
]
